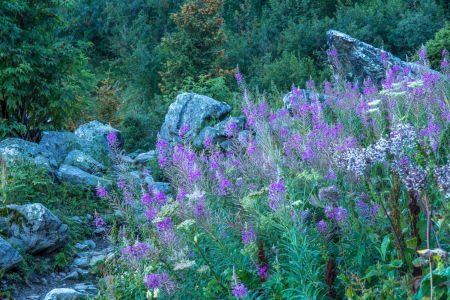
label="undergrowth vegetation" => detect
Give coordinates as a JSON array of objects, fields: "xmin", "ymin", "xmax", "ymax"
[
  {"xmin": 94, "ymin": 51, "xmax": 450, "ymax": 299},
  {"xmin": 0, "ymin": 160, "xmax": 110, "ymax": 291}
]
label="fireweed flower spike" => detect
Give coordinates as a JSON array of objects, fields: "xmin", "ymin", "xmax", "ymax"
[
  {"xmin": 235, "ymin": 66, "xmax": 244, "ymax": 86},
  {"xmin": 241, "ymin": 225, "xmax": 256, "ymax": 245},
  {"xmin": 232, "ymin": 283, "xmax": 248, "ymax": 299},
  {"xmin": 179, "ymin": 123, "xmax": 190, "ymax": 139},
  {"xmin": 106, "ymin": 131, "xmax": 118, "ymax": 148},
  {"xmin": 94, "ymin": 212, "xmax": 106, "ymax": 228},
  {"xmin": 316, "ymin": 220, "xmax": 327, "ymax": 234},
  {"xmin": 95, "ymin": 186, "xmax": 108, "ymax": 198}
]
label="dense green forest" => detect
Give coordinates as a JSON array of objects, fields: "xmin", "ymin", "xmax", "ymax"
[{"xmin": 1, "ymin": 0, "xmax": 449, "ymax": 151}]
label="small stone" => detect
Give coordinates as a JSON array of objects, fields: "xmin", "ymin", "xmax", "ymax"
[
  {"xmin": 73, "ymin": 283, "xmax": 98, "ymax": 295},
  {"xmin": 70, "ymin": 216, "xmax": 83, "ymax": 224},
  {"xmin": 77, "ymin": 268, "xmax": 90, "ymax": 278},
  {"xmin": 63, "ymin": 270, "xmax": 79, "ymax": 281},
  {"xmin": 43, "ymin": 288, "xmax": 83, "ymax": 300},
  {"xmin": 89, "ymin": 254, "xmax": 105, "ymax": 267},
  {"xmin": 94, "ymin": 227, "xmax": 106, "ymax": 235},
  {"xmin": 73, "ymin": 257, "xmax": 89, "ymax": 268},
  {"xmin": 83, "ymin": 240, "xmax": 96, "ymax": 250},
  {"xmin": 75, "ymin": 243, "xmax": 88, "ymax": 251}
]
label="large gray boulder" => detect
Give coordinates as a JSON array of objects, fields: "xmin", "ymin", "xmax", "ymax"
[
  {"xmin": 0, "ymin": 236, "xmax": 23, "ymax": 271},
  {"xmin": 327, "ymin": 30, "xmax": 444, "ymax": 86},
  {"xmin": 159, "ymin": 93, "xmax": 232, "ymax": 144},
  {"xmin": 43, "ymin": 288, "xmax": 84, "ymax": 300},
  {"xmin": 57, "ymin": 165, "xmax": 110, "ymax": 187},
  {"xmin": 0, "ymin": 203, "xmax": 69, "ymax": 254},
  {"xmin": 75, "ymin": 120, "xmax": 121, "ymax": 146},
  {"xmin": 64, "ymin": 150, "xmax": 106, "ymax": 175},
  {"xmin": 0, "ymin": 138, "xmax": 56, "ymax": 171},
  {"xmin": 39, "ymin": 131, "xmax": 88, "ymax": 166}
]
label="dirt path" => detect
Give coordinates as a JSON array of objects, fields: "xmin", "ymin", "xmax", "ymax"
[{"xmin": 10, "ymin": 235, "xmax": 112, "ymax": 300}]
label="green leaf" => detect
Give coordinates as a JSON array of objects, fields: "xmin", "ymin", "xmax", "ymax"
[
  {"xmin": 381, "ymin": 236, "xmax": 390, "ymax": 261},
  {"xmin": 406, "ymin": 237, "xmax": 417, "ymax": 249}
]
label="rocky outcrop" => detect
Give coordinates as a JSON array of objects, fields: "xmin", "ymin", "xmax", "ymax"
[
  {"xmin": 134, "ymin": 150, "xmax": 156, "ymax": 165},
  {"xmin": 75, "ymin": 120, "xmax": 120, "ymax": 142},
  {"xmin": 0, "ymin": 121, "xmax": 120, "ymax": 188},
  {"xmin": 326, "ymin": 30, "xmax": 444, "ymax": 86},
  {"xmin": 159, "ymin": 93, "xmax": 232, "ymax": 144},
  {"xmin": 64, "ymin": 150, "xmax": 106, "ymax": 175},
  {"xmin": 0, "ymin": 236, "xmax": 23, "ymax": 270},
  {"xmin": 0, "ymin": 138, "xmax": 57, "ymax": 171},
  {"xmin": 0, "ymin": 203, "xmax": 69, "ymax": 254},
  {"xmin": 57, "ymin": 165, "xmax": 110, "ymax": 187}
]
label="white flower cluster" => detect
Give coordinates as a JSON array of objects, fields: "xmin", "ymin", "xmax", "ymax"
[
  {"xmin": 389, "ymin": 123, "xmax": 417, "ymax": 155},
  {"xmin": 435, "ymin": 164, "xmax": 450, "ymax": 198},
  {"xmin": 334, "ymin": 148, "xmax": 367, "ymax": 176},
  {"xmin": 334, "ymin": 123, "xmax": 419, "ymax": 177},
  {"xmin": 397, "ymin": 163, "xmax": 428, "ymax": 192},
  {"xmin": 365, "ymin": 138, "xmax": 390, "ymax": 164}
]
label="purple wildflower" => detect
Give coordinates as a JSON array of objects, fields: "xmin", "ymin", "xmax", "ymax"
[
  {"xmin": 226, "ymin": 122, "xmax": 239, "ymax": 137},
  {"xmin": 380, "ymin": 51, "xmax": 388, "ymax": 64},
  {"xmin": 144, "ymin": 272, "xmax": 170, "ymax": 290},
  {"xmin": 316, "ymin": 220, "xmax": 327, "ymax": 234},
  {"xmin": 194, "ymin": 199, "xmax": 205, "ymax": 218},
  {"xmin": 141, "ymin": 193, "xmax": 153, "ymax": 205},
  {"xmin": 179, "ymin": 123, "xmax": 190, "ymax": 138},
  {"xmin": 258, "ymin": 264, "xmax": 269, "ymax": 281},
  {"xmin": 95, "ymin": 186, "xmax": 108, "ymax": 198},
  {"xmin": 232, "ymin": 283, "xmax": 248, "ymax": 299},
  {"xmin": 328, "ymin": 46, "xmax": 337, "ymax": 59},
  {"xmin": 145, "ymin": 207, "xmax": 158, "ymax": 220},
  {"xmin": 268, "ymin": 179, "xmax": 286, "ymax": 211},
  {"xmin": 94, "ymin": 213, "xmax": 105, "ymax": 228},
  {"xmin": 123, "ymin": 242, "xmax": 151, "ymax": 259},
  {"xmin": 235, "ymin": 70, "xmax": 244, "ymax": 85},
  {"xmin": 325, "ymin": 206, "xmax": 348, "ymax": 223},
  {"xmin": 241, "ymin": 226, "xmax": 256, "ymax": 245},
  {"xmin": 106, "ymin": 131, "xmax": 118, "ymax": 147},
  {"xmin": 157, "ymin": 217, "xmax": 173, "ymax": 232},
  {"xmin": 419, "ymin": 46, "xmax": 427, "ymax": 61},
  {"xmin": 203, "ymin": 136, "xmax": 213, "ymax": 148},
  {"xmin": 324, "ymin": 169, "xmax": 337, "ymax": 181},
  {"xmin": 117, "ymin": 178, "xmax": 126, "ymax": 190},
  {"xmin": 153, "ymin": 190, "xmax": 167, "ymax": 205},
  {"xmin": 123, "ymin": 191, "xmax": 133, "ymax": 204}
]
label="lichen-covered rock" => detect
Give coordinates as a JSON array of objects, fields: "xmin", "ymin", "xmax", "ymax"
[
  {"xmin": 75, "ymin": 120, "xmax": 121, "ymax": 145},
  {"xmin": 39, "ymin": 131, "xmax": 88, "ymax": 166},
  {"xmin": 43, "ymin": 288, "xmax": 84, "ymax": 300},
  {"xmin": 134, "ymin": 150, "xmax": 156, "ymax": 165},
  {"xmin": 0, "ymin": 236, "xmax": 22, "ymax": 270},
  {"xmin": 57, "ymin": 165, "xmax": 110, "ymax": 187},
  {"xmin": 64, "ymin": 150, "xmax": 106, "ymax": 175},
  {"xmin": 327, "ymin": 30, "xmax": 444, "ymax": 86},
  {"xmin": 159, "ymin": 93, "xmax": 232, "ymax": 144},
  {"xmin": 0, "ymin": 203, "xmax": 69, "ymax": 254},
  {"xmin": 0, "ymin": 138, "xmax": 56, "ymax": 171}
]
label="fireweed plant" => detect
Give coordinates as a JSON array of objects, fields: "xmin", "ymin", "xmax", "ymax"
[{"xmin": 96, "ymin": 51, "xmax": 449, "ymax": 299}]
